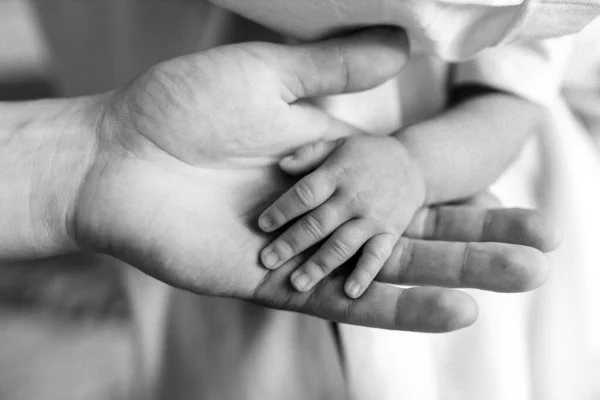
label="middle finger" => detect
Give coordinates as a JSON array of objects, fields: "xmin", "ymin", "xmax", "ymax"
[{"xmin": 377, "ymin": 237, "xmax": 550, "ymax": 293}]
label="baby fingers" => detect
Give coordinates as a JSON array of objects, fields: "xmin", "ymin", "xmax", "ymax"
[
  {"xmin": 290, "ymin": 220, "xmax": 371, "ymax": 292},
  {"xmin": 260, "ymin": 201, "xmax": 346, "ymax": 270},
  {"xmin": 279, "ymin": 139, "xmax": 340, "ymax": 176},
  {"xmin": 344, "ymin": 233, "xmax": 397, "ymax": 299},
  {"xmin": 258, "ymin": 170, "xmax": 335, "ymax": 233}
]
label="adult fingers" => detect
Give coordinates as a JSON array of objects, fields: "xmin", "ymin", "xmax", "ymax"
[
  {"xmin": 253, "ymin": 258, "xmax": 478, "ymax": 332},
  {"xmin": 377, "ymin": 237, "xmax": 550, "ymax": 293},
  {"xmin": 405, "ymin": 206, "xmax": 562, "ymax": 253},
  {"xmin": 273, "ymin": 27, "xmax": 409, "ymax": 101}
]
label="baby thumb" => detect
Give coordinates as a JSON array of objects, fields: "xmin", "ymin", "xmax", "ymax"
[{"xmin": 279, "ymin": 140, "xmax": 340, "ymax": 175}]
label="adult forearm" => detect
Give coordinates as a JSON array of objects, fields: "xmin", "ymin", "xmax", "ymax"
[
  {"xmin": 395, "ymin": 92, "xmax": 543, "ymax": 205},
  {"xmin": 0, "ymin": 96, "xmax": 102, "ymax": 261}
]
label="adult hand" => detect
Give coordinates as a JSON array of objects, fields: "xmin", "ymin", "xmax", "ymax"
[
  {"xmin": 255, "ymin": 195, "xmax": 559, "ymax": 332},
  {"xmin": 46, "ymin": 28, "xmax": 557, "ymax": 332}
]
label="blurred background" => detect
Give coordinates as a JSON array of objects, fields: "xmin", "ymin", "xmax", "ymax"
[
  {"xmin": 0, "ymin": 4, "xmax": 131, "ymax": 399},
  {"xmin": 0, "ymin": 0, "xmax": 50, "ymax": 99}
]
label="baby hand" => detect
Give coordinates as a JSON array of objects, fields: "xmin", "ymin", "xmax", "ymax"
[{"xmin": 258, "ymin": 136, "xmax": 426, "ymax": 298}]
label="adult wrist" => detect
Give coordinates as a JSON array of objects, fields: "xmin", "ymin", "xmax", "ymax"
[{"xmin": 0, "ymin": 95, "xmax": 107, "ymax": 261}]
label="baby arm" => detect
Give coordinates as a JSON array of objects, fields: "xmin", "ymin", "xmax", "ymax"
[
  {"xmin": 258, "ymin": 35, "xmax": 567, "ymax": 299},
  {"xmin": 397, "ymin": 88, "xmax": 542, "ymax": 206},
  {"xmin": 258, "ymin": 88, "xmax": 542, "ymax": 299}
]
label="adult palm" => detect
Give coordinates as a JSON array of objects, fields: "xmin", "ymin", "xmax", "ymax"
[{"xmin": 73, "ymin": 28, "xmax": 558, "ymax": 333}]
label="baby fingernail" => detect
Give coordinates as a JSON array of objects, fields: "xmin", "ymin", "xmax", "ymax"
[
  {"xmin": 261, "ymin": 250, "xmax": 280, "ymax": 269},
  {"xmin": 346, "ymin": 281, "xmax": 362, "ymax": 298},
  {"xmin": 291, "ymin": 271, "xmax": 311, "ymax": 292},
  {"xmin": 281, "ymin": 155, "xmax": 295, "ymax": 164},
  {"xmin": 259, "ymin": 216, "xmax": 274, "ymax": 231}
]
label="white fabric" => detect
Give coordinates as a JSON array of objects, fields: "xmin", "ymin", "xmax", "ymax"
[
  {"xmin": 563, "ymin": 18, "xmax": 600, "ymax": 361},
  {"xmin": 562, "ymin": 19, "xmax": 600, "ymax": 145},
  {"xmin": 454, "ymin": 36, "xmax": 572, "ymax": 106},
  {"xmin": 564, "ymin": 19, "xmax": 600, "ymax": 91},
  {"xmin": 339, "ymin": 100, "xmax": 600, "ymax": 400},
  {"xmin": 320, "ymin": 36, "xmax": 597, "ymax": 399},
  {"xmin": 503, "ymin": 0, "xmax": 600, "ymax": 43},
  {"xmin": 206, "ymin": 0, "xmax": 584, "ymax": 109},
  {"xmin": 207, "ymin": 0, "xmax": 600, "ymax": 60}
]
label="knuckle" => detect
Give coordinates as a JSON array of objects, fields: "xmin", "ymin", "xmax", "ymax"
[
  {"xmin": 311, "ymin": 259, "xmax": 334, "ymax": 276},
  {"xmin": 329, "ymin": 162, "xmax": 349, "ymax": 180},
  {"xmin": 366, "ymin": 246, "xmax": 388, "ymax": 264},
  {"xmin": 330, "ymin": 43, "xmax": 351, "ymax": 92},
  {"xmin": 481, "ymin": 210, "xmax": 496, "ymax": 239},
  {"xmin": 278, "ymin": 233, "xmax": 302, "ymax": 254},
  {"xmin": 346, "ymin": 192, "xmax": 367, "ymax": 211},
  {"xmin": 300, "ymin": 214, "xmax": 325, "ymax": 239},
  {"xmin": 356, "ymin": 266, "xmax": 378, "ymax": 282},
  {"xmin": 328, "ymin": 238, "xmax": 353, "ymax": 260},
  {"xmin": 293, "ymin": 181, "xmax": 316, "ymax": 208},
  {"xmin": 396, "ymin": 239, "xmax": 414, "ymax": 279},
  {"xmin": 458, "ymin": 244, "xmax": 474, "ymax": 285}
]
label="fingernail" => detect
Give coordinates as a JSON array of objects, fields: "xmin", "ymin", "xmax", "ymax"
[
  {"xmin": 279, "ymin": 156, "xmax": 297, "ymax": 169},
  {"xmin": 291, "ymin": 271, "xmax": 311, "ymax": 292},
  {"xmin": 345, "ymin": 281, "xmax": 362, "ymax": 298},
  {"xmin": 259, "ymin": 216, "xmax": 274, "ymax": 231},
  {"xmin": 261, "ymin": 249, "xmax": 280, "ymax": 269}
]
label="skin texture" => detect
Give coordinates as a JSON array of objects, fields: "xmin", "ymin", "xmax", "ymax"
[
  {"xmin": 259, "ymin": 86, "xmax": 542, "ymax": 299},
  {"xmin": 0, "ymin": 28, "xmax": 560, "ymax": 332},
  {"xmin": 258, "ymin": 136, "xmax": 426, "ymax": 298}
]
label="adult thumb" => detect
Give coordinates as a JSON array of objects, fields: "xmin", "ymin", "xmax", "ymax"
[{"xmin": 275, "ymin": 26, "xmax": 410, "ymax": 101}]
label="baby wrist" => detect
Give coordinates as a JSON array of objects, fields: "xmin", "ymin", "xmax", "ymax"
[{"xmin": 390, "ymin": 138, "xmax": 428, "ymax": 210}]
